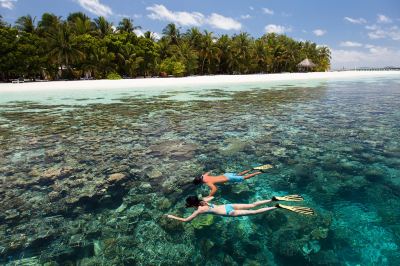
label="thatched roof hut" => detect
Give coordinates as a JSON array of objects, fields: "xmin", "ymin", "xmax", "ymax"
[{"xmin": 297, "ymin": 58, "xmax": 316, "ymax": 72}]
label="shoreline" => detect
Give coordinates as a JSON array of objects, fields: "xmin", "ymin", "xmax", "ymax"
[{"xmin": 0, "ymin": 71, "xmax": 399, "ymax": 92}]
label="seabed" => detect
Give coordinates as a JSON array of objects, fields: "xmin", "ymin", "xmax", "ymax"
[{"xmin": 0, "ymin": 75, "xmax": 399, "ymax": 265}]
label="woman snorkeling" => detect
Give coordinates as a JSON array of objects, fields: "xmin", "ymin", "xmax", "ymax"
[
  {"xmin": 193, "ymin": 165, "xmax": 274, "ymax": 199},
  {"xmin": 166, "ymin": 194, "xmax": 314, "ymax": 222}
]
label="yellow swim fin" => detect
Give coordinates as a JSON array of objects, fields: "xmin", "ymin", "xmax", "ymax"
[
  {"xmin": 253, "ymin": 164, "xmax": 273, "ymax": 171},
  {"xmin": 276, "ymin": 204, "xmax": 315, "ymax": 215},
  {"xmin": 272, "ymin": 194, "xmax": 304, "ymax": 202}
]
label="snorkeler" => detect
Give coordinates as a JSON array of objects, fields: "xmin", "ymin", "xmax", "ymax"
[
  {"xmin": 193, "ymin": 164, "xmax": 274, "ymax": 199},
  {"xmin": 166, "ymin": 194, "xmax": 313, "ymax": 222}
]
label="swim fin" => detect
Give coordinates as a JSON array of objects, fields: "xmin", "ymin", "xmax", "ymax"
[
  {"xmin": 275, "ymin": 204, "xmax": 315, "ymax": 215},
  {"xmin": 272, "ymin": 194, "xmax": 304, "ymax": 202},
  {"xmin": 253, "ymin": 164, "xmax": 273, "ymax": 171}
]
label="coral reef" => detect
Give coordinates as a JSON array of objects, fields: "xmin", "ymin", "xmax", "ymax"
[{"xmin": 0, "ymin": 77, "xmax": 399, "ymax": 265}]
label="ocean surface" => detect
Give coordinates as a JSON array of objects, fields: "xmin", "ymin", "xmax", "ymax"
[{"xmin": 0, "ymin": 76, "xmax": 399, "ymax": 265}]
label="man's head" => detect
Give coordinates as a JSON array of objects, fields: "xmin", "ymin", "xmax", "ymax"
[{"xmin": 192, "ymin": 175, "xmax": 203, "ymax": 185}]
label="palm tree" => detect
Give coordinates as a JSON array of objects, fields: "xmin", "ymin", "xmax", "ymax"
[
  {"xmin": 199, "ymin": 31, "xmax": 219, "ymax": 74},
  {"xmin": 162, "ymin": 23, "xmax": 180, "ymax": 45},
  {"xmin": 85, "ymin": 46, "xmax": 115, "ymax": 78},
  {"xmin": 216, "ymin": 34, "xmax": 233, "ymax": 74},
  {"xmin": 37, "ymin": 13, "xmax": 60, "ymax": 35},
  {"xmin": 183, "ymin": 27, "xmax": 202, "ymax": 49},
  {"xmin": 67, "ymin": 12, "xmax": 94, "ymax": 35},
  {"xmin": 0, "ymin": 15, "xmax": 7, "ymax": 28},
  {"xmin": 47, "ymin": 22, "xmax": 84, "ymax": 78},
  {"xmin": 94, "ymin": 16, "xmax": 113, "ymax": 38},
  {"xmin": 316, "ymin": 46, "xmax": 331, "ymax": 71},
  {"xmin": 117, "ymin": 44, "xmax": 143, "ymax": 77},
  {"xmin": 73, "ymin": 17, "xmax": 95, "ymax": 35},
  {"xmin": 232, "ymin": 32, "xmax": 253, "ymax": 74},
  {"xmin": 144, "ymin": 31, "xmax": 157, "ymax": 41},
  {"xmin": 253, "ymin": 38, "xmax": 268, "ymax": 73},
  {"xmin": 157, "ymin": 37, "xmax": 170, "ymax": 60},
  {"xmin": 174, "ymin": 41, "xmax": 198, "ymax": 75},
  {"xmin": 117, "ymin": 18, "xmax": 140, "ymax": 33},
  {"xmin": 15, "ymin": 15, "xmax": 36, "ymax": 33}
]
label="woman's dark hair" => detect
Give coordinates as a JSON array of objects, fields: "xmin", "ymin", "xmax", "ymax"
[
  {"xmin": 185, "ymin": 196, "xmax": 203, "ymax": 208},
  {"xmin": 192, "ymin": 175, "xmax": 203, "ymax": 185}
]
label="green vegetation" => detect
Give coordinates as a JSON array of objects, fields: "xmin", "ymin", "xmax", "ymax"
[
  {"xmin": 0, "ymin": 13, "xmax": 331, "ymax": 81},
  {"xmin": 106, "ymin": 72, "xmax": 122, "ymax": 80}
]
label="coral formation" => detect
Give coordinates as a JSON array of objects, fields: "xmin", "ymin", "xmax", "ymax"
[{"xmin": 0, "ymin": 77, "xmax": 399, "ymax": 265}]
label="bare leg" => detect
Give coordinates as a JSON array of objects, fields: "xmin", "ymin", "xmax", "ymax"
[
  {"xmin": 237, "ymin": 169, "xmax": 251, "ymax": 176},
  {"xmin": 231, "ymin": 207, "xmax": 277, "ymax": 216},
  {"xmin": 243, "ymin": 171, "xmax": 262, "ymax": 180},
  {"xmin": 231, "ymin": 199, "xmax": 272, "ymax": 210}
]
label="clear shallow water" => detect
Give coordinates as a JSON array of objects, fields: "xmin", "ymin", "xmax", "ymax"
[{"xmin": 0, "ymin": 77, "xmax": 399, "ymax": 265}]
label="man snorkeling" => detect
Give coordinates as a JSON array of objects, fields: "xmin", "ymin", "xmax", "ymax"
[
  {"xmin": 166, "ymin": 194, "xmax": 314, "ymax": 222},
  {"xmin": 192, "ymin": 164, "xmax": 273, "ymax": 199}
]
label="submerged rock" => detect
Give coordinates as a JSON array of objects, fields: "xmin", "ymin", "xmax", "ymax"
[
  {"xmin": 191, "ymin": 214, "xmax": 214, "ymax": 230},
  {"xmin": 302, "ymin": 240, "xmax": 321, "ymax": 255},
  {"xmin": 219, "ymin": 138, "xmax": 251, "ymax": 156},
  {"xmin": 40, "ymin": 167, "xmax": 73, "ymax": 182},
  {"xmin": 364, "ymin": 167, "xmax": 386, "ymax": 182},
  {"xmin": 147, "ymin": 168, "xmax": 163, "ymax": 179},
  {"xmin": 148, "ymin": 140, "xmax": 197, "ymax": 160},
  {"xmin": 107, "ymin": 173, "xmax": 127, "ymax": 183}
]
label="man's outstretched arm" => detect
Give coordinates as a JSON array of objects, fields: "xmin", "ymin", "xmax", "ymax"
[{"xmin": 206, "ymin": 183, "xmax": 218, "ymax": 197}]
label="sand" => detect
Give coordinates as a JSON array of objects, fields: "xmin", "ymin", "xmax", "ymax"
[{"xmin": 0, "ymin": 71, "xmax": 399, "ymax": 92}]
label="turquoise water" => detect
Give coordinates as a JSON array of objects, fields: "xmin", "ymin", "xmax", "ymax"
[{"xmin": 0, "ymin": 76, "xmax": 400, "ymax": 265}]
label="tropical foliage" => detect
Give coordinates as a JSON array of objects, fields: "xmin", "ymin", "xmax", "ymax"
[{"xmin": 0, "ymin": 13, "xmax": 331, "ymax": 81}]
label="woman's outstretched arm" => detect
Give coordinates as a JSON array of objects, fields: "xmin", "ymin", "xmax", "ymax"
[
  {"xmin": 202, "ymin": 196, "xmax": 214, "ymax": 202},
  {"xmin": 166, "ymin": 210, "xmax": 200, "ymax": 222}
]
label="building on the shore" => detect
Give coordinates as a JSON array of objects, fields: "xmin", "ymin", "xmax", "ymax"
[{"xmin": 297, "ymin": 58, "xmax": 316, "ymax": 72}]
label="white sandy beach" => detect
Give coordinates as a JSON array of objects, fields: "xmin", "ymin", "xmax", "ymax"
[{"xmin": 0, "ymin": 71, "xmax": 399, "ymax": 92}]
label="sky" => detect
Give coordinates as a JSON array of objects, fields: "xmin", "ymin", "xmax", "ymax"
[{"xmin": 1, "ymin": 0, "xmax": 400, "ymax": 69}]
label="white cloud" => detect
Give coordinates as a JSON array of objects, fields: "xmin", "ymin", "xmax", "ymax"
[
  {"xmin": 331, "ymin": 46, "xmax": 400, "ymax": 68},
  {"xmin": 151, "ymin": 32, "xmax": 161, "ymax": 40},
  {"xmin": 133, "ymin": 29, "xmax": 144, "ymax": 36},
  {"xmin": 281, "ymin": 12, "xmax": 291, "ymax": 17},
  {"xmin": 116, "ymin": 13, "xmax": 142, "ymax": 19},
  {"xmin": 317, "ymin": 44, "xmax": 330, "ymax": 49},
  {"xmin": 313, "ymin": 29, "xmax": 326, "ymax": 36},
  {"xmin": 366, "ymin": 24, "xmax": 400, "ymax": 40},
  {"xmin": 365, "ymin": 24, "xmax": 378, "ymax": 30},
  {"xmin": 340, "ymin": 41, "xmax": 363, "ymax": 47},
  {"xmin": 344, "ymin": 17, "xmax": 367, "ymax": 24},
  {"xmin": 0, "ymin": 0, "xmax": 16, "ymax": 9},
  {"xmin": 240, "ymin": 14, "xmax": 251, "ymax": 19},
  {"xmin": 377, "ymin": 14, "xmax": 392, "ymax": 23},
  {"xmin": 146, "ymin": 4, "xmax": 241, "ymax": 30},
  {"xmin": 262, "ymin": 8, "xmax": 274, "ymax": 15},
  {"xmin": 368, "ymin": 29, "xmax": 386, "ymax": 39},
  {"xmin": 133, "ymin": 29, "xmax": 160, "ymax": 40},
  {"xmin": 264, "ymin": 24, "xmax": 291, "ymax": 34},
  {"xmin": 76, "ymin": 0, "xmax": 112, "ymax": 17},
  {"xmin": 146, "ymin": 4, "xmax": 204, "ymax": 26},
  {"xmin": 249, "ymin": 6, "xmax": 254, "ymax": 11},
  {"xmin": 389, "ymin": 26, "xmax": 400, "ymax": 40},
  {"xmin": 208, "ymin": 13, "xmax": 241, "ymax": 30}
]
